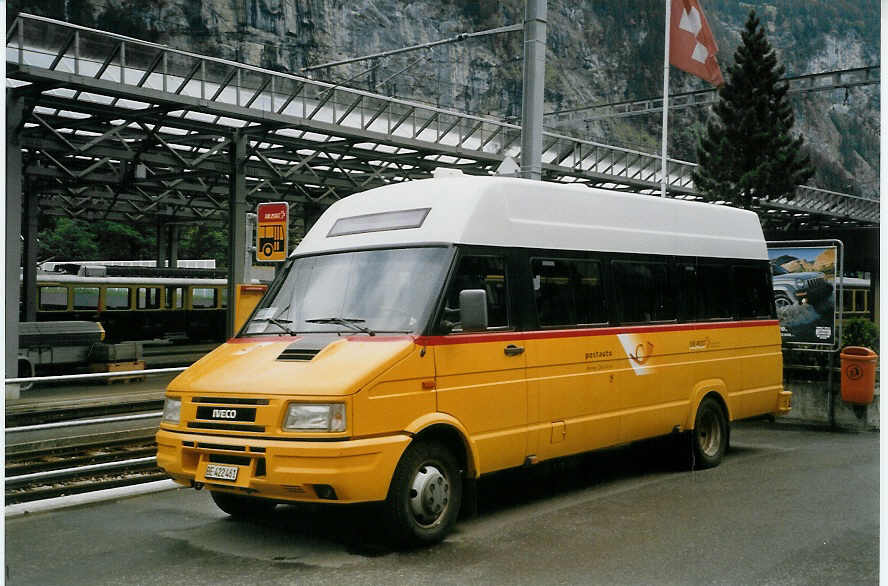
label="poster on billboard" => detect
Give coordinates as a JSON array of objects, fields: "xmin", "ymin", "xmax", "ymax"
[{"xmin": 767, "ymin": 245, "xmax": 838, "ymax": 346}]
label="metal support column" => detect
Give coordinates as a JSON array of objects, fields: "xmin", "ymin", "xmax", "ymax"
[
  {"xmin": 6, "ymin": 91, "xmax": 24, "ymax": 398},
  {"xmin": 22, "ymin": 181, "xmax": 39, "ymax": 321},
  {"xmin": 169, "ymin": 224, "xmax": 180, "ymax": 268},
  {"xmin": 155, "ymin": 220, "xmax": 166, "ymax": 268},
  {"xmin": 226, "ymin": 132, "xmax": 248, "ymax": 337},
  {"xmin": 519, "ymin": 0, "xmax": 547, "ymax": 181}
]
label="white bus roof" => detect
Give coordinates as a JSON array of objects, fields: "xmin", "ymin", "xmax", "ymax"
[{"xmin": 295, "ymin": 176, "xmax": 768, "ymax": 260}]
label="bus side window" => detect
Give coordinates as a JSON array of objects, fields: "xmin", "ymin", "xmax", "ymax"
[
  {"xmin": 39, "ymin": 286, "xmax": 69, "ymax": 311},
  {"xmin": 105, "ymin": 287, "xmax": 132, "ymax": 310},
  {"xmin": 442, "ymin": 255, "xmax": 509, "ymax": 330},
  {"xmin": 611, "ymin": 260, "xmax": 675, "ymax": 323},
  {"xmin": 191, "ymin": 287, "xmax": 217, "ymax": 309},
  {"xmin": 220, "ymin": 287, "xmax": 228, "ymax": 308},
  {"xmin": 697, "ymin": 263, "xmax": 733, "ymax": 320},
  {"xmin": 734, "ymin": 265, "xmax": 773, "ymax": 318},
  {"xmin": 73, "ymin": 287, "xmax": 100, "ymax": 311},
  {"xmin": 677, "ymin": 264, "xmax": 700, "ymax": 321},
  {"xmin": 165, "ymin": 286, "xmax": 184, "ymax": 309},
  {"xmin": 137, "ymin": 287, "xmax": 161, "ymax": 310},
  {"xmin": 532, "ymin": 258, "xmax": 605, "ymax": 327}
]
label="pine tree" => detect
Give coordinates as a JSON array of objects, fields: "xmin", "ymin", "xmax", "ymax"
[{"xmin": 693, "ymin": 10, "xmax": 814, "ymax": 207}]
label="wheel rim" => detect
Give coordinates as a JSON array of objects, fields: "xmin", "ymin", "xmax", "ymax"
[
  {"xmin": 697, "ymin": 409, "xmax": 722, "ymax": 458},
  {"xmin": 408, "ymin": 463, "xmax": 450, "ymax": 527},
  {"xmin": 775, "ymin": 296, "xmax": 791, "ymax": 309}
]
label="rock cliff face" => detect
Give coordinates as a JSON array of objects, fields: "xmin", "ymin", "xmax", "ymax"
[{"xmin": 7, "ymin": 0, "xmax": 879, "ymax": 197}]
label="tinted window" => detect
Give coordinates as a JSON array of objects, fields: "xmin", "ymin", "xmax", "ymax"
[
  {"xmin": 611, "ymin": 260, "xmax": 674, "ymax": 323},
  {"xmin": 697, "ymin": 264, "xmax": 733, "ymax": 319},
  {"xmin": 734, "ymin": 265, "xmax": 773, "ymax": 318},
  {"xmin": 532, "ymin": 258, "xmax": 605, "ymax": 326},
  {"xmin": 72, "ymin": 287, "xmax": 99, "ymax": 310},
  {"xmin": 39, "ymin": 286, "xmax": 68, "ymax": 311},
  {"xmin": 677, "ymin": 263, "xmax": 698, "ymax": 321},
  {"xmin": 442, "ymin": 255, "xmax": 509, "ymax": 330},
  {"xmin": 105, "ymin": 287, "xmax": 131, "ymax": 310}
]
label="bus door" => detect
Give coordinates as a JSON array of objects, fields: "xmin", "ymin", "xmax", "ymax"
[{"xmin": 433, "ymin": 253, "xmax": 529, "ymax": 474}]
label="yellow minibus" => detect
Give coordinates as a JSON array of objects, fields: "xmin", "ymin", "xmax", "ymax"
[{"xmin": 156, "ymin": 174, "xmax": 790, "ymax": 545}]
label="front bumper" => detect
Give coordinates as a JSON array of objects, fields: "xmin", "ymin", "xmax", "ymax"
[
  {"xmin": 776, "ymin": 390, "xmax": 793, "ymax": 415},
  {"xmin": 156, "ymin": 428, "xmax": 410, "ymax": 503}
]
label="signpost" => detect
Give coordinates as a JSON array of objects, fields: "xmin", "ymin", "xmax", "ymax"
[{"xmin": 256, "ymin": 202, "xmax": 288, "ymax": 262}]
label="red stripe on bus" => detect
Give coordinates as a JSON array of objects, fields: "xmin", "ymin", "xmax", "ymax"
[{"xmin": 413, "ymin": 320, "xmax": 779, "ymax": 346}]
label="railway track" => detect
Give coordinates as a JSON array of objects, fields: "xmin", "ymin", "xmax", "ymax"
[
  {"xmin": 4, "ymin": 344, "xmax": 222, "ymax": 505},
  {"xmin": 6, "ymin": 396, "xmax": 169, "ymax": 505},
  {"xmin": 5, "ymin": 439, "xmax": 167, "ymax": 505}
]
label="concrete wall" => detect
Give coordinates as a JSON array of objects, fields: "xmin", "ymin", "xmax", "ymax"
[{"xmin": 778, "ymin": 381, "xmax": 879, "ymax": 431}]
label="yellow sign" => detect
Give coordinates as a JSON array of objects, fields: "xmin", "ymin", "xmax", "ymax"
[{"xmin": 256, "ymin": 202, "xmax": 288, "ymax": 262}]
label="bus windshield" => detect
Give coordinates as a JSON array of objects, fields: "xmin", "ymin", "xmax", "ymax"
[{"xmin": 244, "ymin": 247, "xmax": 450, "ymax": 336}]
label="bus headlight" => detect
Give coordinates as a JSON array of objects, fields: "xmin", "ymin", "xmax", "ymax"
[
  {"xmin": 162, "ymin": 397, "xmax": 181, "ymax": 424},
  {"xmin": 283, "ymin": 403, "xmax": 346, "ymax": 432}
]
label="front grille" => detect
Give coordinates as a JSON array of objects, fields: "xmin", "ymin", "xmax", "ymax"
[
  {"xmin": 188, "ymin": 422, "xmax": 265, "ymax": 433},
  {"xmin": 193, "ymin": 397, "xmax": 270, "ymax": 405},
  {"xmin": 278, "ymin": 348, "xmax": 321, "ymax": 361},
  {"xmin": 198, "ymin": 443, "xmax": 246, "ymax": 451},
  {"xmin": 209, "ymin": 454, "xmax": 251, "ymax": 466},
  {"xmin": 195, "ymin": 406, "xmax": 257, "ymax": 422}
]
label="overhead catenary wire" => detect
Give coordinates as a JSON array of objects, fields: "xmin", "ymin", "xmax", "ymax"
[{"xmin": 301, "ymin": 23, "xmax": 523, "ymax": 72}]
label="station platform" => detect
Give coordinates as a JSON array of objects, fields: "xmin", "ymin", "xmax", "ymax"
[{"xmin": 6, "ymin": 372, "xmax": 177, "ymax": 415}]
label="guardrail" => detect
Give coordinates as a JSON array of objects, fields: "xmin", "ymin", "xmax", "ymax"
[
  {"xmin": 7, "ymin": 412, "xmax": 163, "ymax": 433},
  {"xmin": 4, "ymin": 366, "xmax": 187, "ymax": 386}
]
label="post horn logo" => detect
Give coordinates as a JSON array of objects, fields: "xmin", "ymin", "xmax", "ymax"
[{"xmin": 629, "ymin": 341, "xmax": 654, "ymax": 365}]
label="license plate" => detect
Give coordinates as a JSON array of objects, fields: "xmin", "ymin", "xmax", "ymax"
[{"xmin": 205, "ymin": 464, "xmax": 239, "ymax": 481}]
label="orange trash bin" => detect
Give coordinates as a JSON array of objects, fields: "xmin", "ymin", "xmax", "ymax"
[{"xmin": 840, "ymin": 346, "xmax": 879, "ymax": 405}]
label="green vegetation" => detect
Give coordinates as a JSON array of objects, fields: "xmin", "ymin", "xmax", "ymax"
[
  {"xmin": 37, "ymin": 217, "xmax": 229, "ymax": 266},
  {"xmin": 842, "ymin": 318, "xmax": 879, "ymax": 352},
  {"xmin": 693, "ymin": 10, "xmax": 814, "ymax": 206}
]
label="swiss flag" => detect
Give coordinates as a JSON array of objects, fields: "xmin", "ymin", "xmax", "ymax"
[{"xmin": 669, "ymin": 0, "xmax": 724, "ymax": 86}]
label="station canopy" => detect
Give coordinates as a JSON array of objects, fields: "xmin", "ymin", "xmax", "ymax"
[{"xmin": 6, "ymin": 14, "xmax": 879, "ymax": 233}]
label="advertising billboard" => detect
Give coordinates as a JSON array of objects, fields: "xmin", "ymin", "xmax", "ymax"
[{"xmin": 768, "ymin": 245, "xmax": 838, "ymax": 346}]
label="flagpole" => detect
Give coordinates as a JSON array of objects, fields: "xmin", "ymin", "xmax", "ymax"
[{"xmin": 661, "ymin": 0, "xmax": 671, "ymax": 197}]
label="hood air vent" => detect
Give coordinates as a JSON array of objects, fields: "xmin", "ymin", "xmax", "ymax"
[{"xmin": 278, "ymin": 347, "xmax": 321, "ymax": 361}]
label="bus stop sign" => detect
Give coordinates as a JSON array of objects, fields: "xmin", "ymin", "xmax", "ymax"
[{"xmin": 256, "ymin": 202, "xmax": 288, "ymax": 262}]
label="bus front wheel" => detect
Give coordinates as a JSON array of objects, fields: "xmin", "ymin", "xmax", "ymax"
[
  {"xmin": 210, "ymin": 490, "xmax": 277, "ymax": 518},
  {"xmin": 692, "ymin": 397, "xmax": 728, "ymax": 469},
  {"xmin": 384, "ymin": 440, "xmax": 462, "ymax": 547}
]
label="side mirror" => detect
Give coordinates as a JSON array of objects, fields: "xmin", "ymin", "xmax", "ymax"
[{"xmin": 459, "ymin": 289, "xmax": 488, "ymax": 332}]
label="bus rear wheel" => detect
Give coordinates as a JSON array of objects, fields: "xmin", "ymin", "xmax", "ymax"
[
  {"xmin": 692, "ymin": 397, "xmax": 728, "ymax": 469},
  {"xmin": 210, "ymin": 491, "xmax": 277, "ymax": 518},
  {"xmin": 384, "ymin": 440, "xmax": 462, "ymax": 547}
]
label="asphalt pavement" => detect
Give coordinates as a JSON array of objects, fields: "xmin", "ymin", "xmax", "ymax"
[{"xmin": 4, "ymin": 422, "xmax": 879, "ymax": 585}]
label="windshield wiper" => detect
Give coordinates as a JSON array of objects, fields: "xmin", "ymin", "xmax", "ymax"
[
  {"xmin": 250, "ymin": 317, "xmax": 299, "ymax": 335},
  {"xmin": 305, "ymin": 316, "xmax": 376, "ymax": 336}
]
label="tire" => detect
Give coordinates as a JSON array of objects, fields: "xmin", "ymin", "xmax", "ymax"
[
  {"xmin": 692, "ymin": 397, "xmax": 729, "ymax": 470},
  {"xmin": 384, "ymin": 440, "xmax": 462, "ymax": 547},
  {"xmin": 210, "ymin": 490, "xmax": 277, "ymax": 518},
  {"xmin": 774, "ymin": 292, "xmax": 792, "ymax": 309}
]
